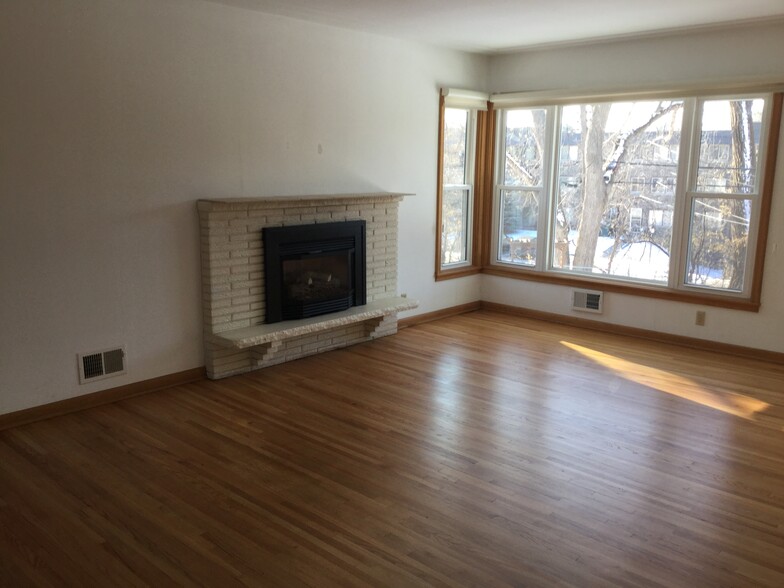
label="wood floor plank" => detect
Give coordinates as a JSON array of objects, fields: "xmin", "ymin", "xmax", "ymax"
[{"xmin": 2, "ymin": 310, "xmax": 784, "ymax": 587}]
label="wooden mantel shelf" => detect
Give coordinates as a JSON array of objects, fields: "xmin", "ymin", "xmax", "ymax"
[{"xmin": 207, "ymin": 297, "xmax": 419, "ymax": 350}]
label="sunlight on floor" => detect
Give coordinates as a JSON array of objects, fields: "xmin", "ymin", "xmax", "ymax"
[{"xmin": 561, "ymin": 341, "xmax": 770, "ymax": 420}]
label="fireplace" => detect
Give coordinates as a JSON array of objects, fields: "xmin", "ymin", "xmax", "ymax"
[
  {"xmin": 198, "ymin": 193, "xmax": 411, "ymax": 378},
  {"xmin": 263, "ymin": 220, "xmax": 366, "ymax": 323}
]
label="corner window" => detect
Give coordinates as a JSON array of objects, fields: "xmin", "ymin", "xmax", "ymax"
[
  {"xmin": 436, "ymin": 89, "xmax": 491, "ymax": 279},
  {"xmin": 440, "ymin": 107, "xmax": 475, "ymax": 267}
]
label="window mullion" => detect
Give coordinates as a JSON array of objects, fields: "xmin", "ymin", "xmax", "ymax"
[
  {"xmin": 740, "ymin": 94, "xmax": 775, "ymax": 296},
  {"xmin": 540, "ymin": 105, "xmax": 559, "ymax": 272},
  {"xmin": 669, "ymin": 97, "xmax": 699, "ymax": 291},
  {"xmin": 490, "ymin": 111, "xmax": 507, "ymax": 266}
]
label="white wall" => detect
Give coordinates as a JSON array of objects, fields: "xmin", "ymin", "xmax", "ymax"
[
  {"xmin": 0, "ymin": 0, "xmax": 485, "ymax": 414},
  {"xmin": 489, "ymin": 20, "xmax": 784, "ymax": 94},
  {"xmin": 4, "ymin": 2, "xmax": 782, "ymax": 417},
  {"xmin": 484, "ymin": 21, "xmax": 784, "ymax": 353}
]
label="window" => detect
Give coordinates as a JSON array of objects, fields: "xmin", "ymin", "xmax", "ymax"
[
  {"xmin": 497, "ymin": 108, "xmax": 549, "ymax": 267},
  {"xmin": 440, "ymin": 107, "xmax": 475, "ymax": 267},
  {"xmin": 436, "ymin": 88, "xmax": 491, "ymax": 278},
  {"xmin": 487, "ymin": 92, "xmax": 780, "ymax": 308},
  {"xmin": 685, "ymin": 98, "xmax": 766, "ymax": 291},
  {"xmin": 548, "ymin": 100, "xmax": 683, "ymax": 283}
]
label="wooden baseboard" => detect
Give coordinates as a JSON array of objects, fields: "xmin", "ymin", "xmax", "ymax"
[
  {"xmin": 398, "ymin": 301, "xmax": 481, "ymax": 328},
  {"xmin": 5, "ymin": 299, "xmax": 780, "ymax": 430},
  {"xmin": 480, "ymin": 301, "xmax": 784, "ymax": 365},
  {"xmin": 0, "ymin": 367, "xmax": 206, "ymax": 431}
]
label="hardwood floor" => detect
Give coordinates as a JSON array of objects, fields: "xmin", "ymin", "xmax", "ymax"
[{"xmin": 2, "ymin": 310, "xmax": 784, "ymax": 587}]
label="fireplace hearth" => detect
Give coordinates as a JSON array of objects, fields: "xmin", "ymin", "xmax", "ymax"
[
  {"xmin": 198, "ymin": 193, "xmax": 414, "ymax": 379},
  {"xmin": 263, "ymin": 220, "xmax": 366, "ymax": 323}
]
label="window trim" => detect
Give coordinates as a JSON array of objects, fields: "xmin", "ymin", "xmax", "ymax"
[
  {"xmin": 751, "ymin": 92, "xmax": 783, "ymax": 304},
  {"xmin": 481, "ymin": 92, "xmax": 782, "ymax": 311}
]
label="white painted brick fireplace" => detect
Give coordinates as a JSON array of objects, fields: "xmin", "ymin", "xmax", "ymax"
[{"xmin": 198, "ymin": 193, "xmax": 416, "ymax": 379}]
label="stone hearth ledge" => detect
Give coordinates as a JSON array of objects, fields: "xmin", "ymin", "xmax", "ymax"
[{"xmin": 207, "ymin": 296, "xmax": 418, "ymax": 349}]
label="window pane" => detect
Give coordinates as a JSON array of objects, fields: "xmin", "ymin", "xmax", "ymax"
[
  {"xmin": 443, "ymin": 108, "xmax": 469, "ymax": 185},
  {"xmin": 696, "ymin": 99, "xmax": 764, "ymax": 194},
  {"xmin": 498, "ymin": 190, "xmax": 538, "ymax": 266},
  {"xmin": 686, "ymin": 198, "xmax": 751, "ymax": 291},
  {"xmin": 552, "ymin": 101, "xmax": 683, "ymax": 283},
  {"xmin": 441, "ymin": 188, "xmax": 470, "ymax": 265},
  {"xmin": 503, "ymin": 109, "xmax": 547, "ymax": 187}
]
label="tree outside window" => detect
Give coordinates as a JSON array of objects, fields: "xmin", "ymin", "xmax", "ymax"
[{"xmin": 492, "ymin": 94, "xmax": 773, "ymax": 298}]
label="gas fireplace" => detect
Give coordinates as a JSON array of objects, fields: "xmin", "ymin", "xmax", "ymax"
[{"xmin": 263, "ymin": 220, "xmax": 366, "ymax": 323}]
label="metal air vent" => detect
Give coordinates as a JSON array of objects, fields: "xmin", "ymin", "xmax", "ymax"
[
  {"xmin": 78, "ymin": 347, "xmax": 126, "ymax": 384},
  {"xmin": 572, "ymin": 289, "xmax": 603, "ymax": 313}
]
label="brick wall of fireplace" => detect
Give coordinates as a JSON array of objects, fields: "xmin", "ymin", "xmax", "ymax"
[{"xmin": 198, "ymin": 193, "xmax": 406, "ymax": 378}]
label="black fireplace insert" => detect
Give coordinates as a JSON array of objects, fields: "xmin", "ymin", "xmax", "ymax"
[{"xmin": 262, "ymin": 221, "xmax": 366, "ymax": 323}]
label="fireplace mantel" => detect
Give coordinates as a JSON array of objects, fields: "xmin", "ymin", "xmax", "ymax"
[
  {"xmin": 198, "ymin": 192, "xmax": 415, "ymax": 378},
  {"xmin": 198, "ymin": 192, "xmax": 411, "ymax": 211}
]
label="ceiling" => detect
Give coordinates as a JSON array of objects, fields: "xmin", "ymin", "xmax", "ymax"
[{"xmin": 208, "ymin": 0, "xmax": 784, "ymax": 53}]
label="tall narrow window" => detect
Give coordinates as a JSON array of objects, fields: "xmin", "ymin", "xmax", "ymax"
[
  {"xmin": 441, "ymin": 107, "xmax": 474, "ymax": 267},
  {"xmin": 497, "ymin": 108, "xmax": 548, "ymax": 267},
  {"xmin": 685, "ymin": 98, "xmax": 765, "ymax": 292},
  {"xmin": 436, "ymin": 88, "xmax": 489, "ymax": 277}
]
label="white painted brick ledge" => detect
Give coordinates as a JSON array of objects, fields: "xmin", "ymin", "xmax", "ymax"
[
  {"xmin": 207, "ymin": 297, "xmax": 418, "ymax": 349},
  {"xmin": 198, "ymin": 192, "xmax": 409, "ymax": 212}
]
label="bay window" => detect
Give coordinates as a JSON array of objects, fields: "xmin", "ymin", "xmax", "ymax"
[
  {"xmin": 485, "ymin": 92, "xmax": 781, "ymax": 309},
  {"xmin": 435, "ymin": 85, "xmax": 780, "ymax": 309}
]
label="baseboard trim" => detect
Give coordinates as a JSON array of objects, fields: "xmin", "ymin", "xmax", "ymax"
[
  {"xmin": 480, "ymin": 301, "xmax": 784, "ymax": 365},
  {"xmin": 5, "ymin": 301, "xmax": 780, "ymax": 429},
  {"xmin": 0, "ymin": 367, "xmax": 206, "ymax": 431},
  {"xmin": 398, "ymin": 301, "xmax": 481, "ymax": 328}
]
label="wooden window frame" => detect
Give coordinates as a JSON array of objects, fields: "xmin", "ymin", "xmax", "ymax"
[
  {"xmin": 436, "ymin": 91, "xmax": 781, "ymax": 311},
  {"xmin": 482, "ymin": 93, "xmax": 782, "ymax": 311},
  {"xmin": 435, "ymin": 96, "xmax": 495, "ymax": 281}
]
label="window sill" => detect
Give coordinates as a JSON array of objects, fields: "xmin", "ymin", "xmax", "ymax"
[
  {"xmin": 480, "ymin": 265, "xmax": 761, "ymax": 312},
  {"xmin": 436, "ymin": 264, "xmax": 482, "ymax": 281}
]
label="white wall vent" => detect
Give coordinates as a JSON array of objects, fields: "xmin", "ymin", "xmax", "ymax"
[
  {"xmin": 572, "ymin": 289, "xmax": 603, "ymax": 313},
  {"xmin": 78, "ymin": 347, "xmax": 126, "ymax": 384}
]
